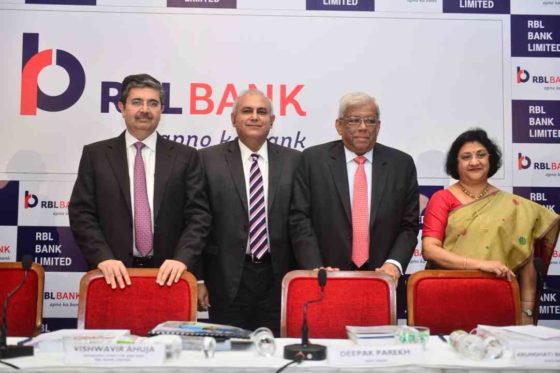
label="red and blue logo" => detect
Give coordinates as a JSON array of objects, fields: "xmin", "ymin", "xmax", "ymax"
[
  {"xmin": 516, "ymin": 66, "xmax": 530, "ymax": 83},
  {"xmin": 24, "ymin": 190, "xmax": 39, "ymax": 209},
  {"xmin": 20, "ymin": 33, "xmax": 86, "ymax": 115}
]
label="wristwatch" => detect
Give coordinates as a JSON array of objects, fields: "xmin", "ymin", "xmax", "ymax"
[{"xmin": 522, "ymin": 308, "xmax": 533, "ymax": 317}]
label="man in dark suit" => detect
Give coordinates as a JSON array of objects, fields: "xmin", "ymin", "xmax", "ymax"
[
  {"xmin": 290, "ymin": 92, "xmax": 419, "ymax": 285},
  {"xmin": 197, "ymin": 89, "xmax": 300, "ymax": 335},
  {"xmin": 69, "ymin": 74, "xmax": 210, "ymax": 289}
]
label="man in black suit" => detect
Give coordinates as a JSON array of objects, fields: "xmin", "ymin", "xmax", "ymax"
[
  {"xmin": 197, "ymin": 89, "xmax": 300, "ymax": 335},
  {"xmin": 69, "ymin": 73, "xmax": 210, "ymax": 289},
  {"xmin": 290, "ymin": 92, "xmax": 419, "ymax": 284}
]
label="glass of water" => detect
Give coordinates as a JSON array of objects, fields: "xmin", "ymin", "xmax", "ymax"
[{"xmin": 251, "ymin": 327, "xmax": 276, "ymax": 357}]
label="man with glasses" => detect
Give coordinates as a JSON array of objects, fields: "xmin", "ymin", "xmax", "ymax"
[
  {"xmin": 69, "ymin": 73, "xmax": 210, "ymax": 289},
  {"xmin": 290, "ymin": 92, "xmax": 419, "ymax": 286}
]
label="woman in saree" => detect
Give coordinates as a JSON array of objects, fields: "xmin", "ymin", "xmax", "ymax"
[{"xmin": 422, "ymin": 129, "xmax": 560, "ymax": 325}]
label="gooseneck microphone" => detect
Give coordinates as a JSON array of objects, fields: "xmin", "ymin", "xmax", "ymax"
[
  {"xmin": 0, "ymin": 255, "xmax": 35, "ymax": 359},
  {"xmin": 284, "ymin": 269, "xmax": 328, "ymax": 361}
]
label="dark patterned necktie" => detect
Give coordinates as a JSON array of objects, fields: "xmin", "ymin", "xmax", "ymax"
[{"xmin": 248, "ymin": 153, "xmax": 269, "ymax": 259}]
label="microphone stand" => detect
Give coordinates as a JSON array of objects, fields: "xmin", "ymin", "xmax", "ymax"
[
  {"xmin": 283, "ymin": 270, "xmax": 327, "ymax": 361},
  {"xmin": 0, "ymin": 257, "xmax": 35, "ymax": 359}
]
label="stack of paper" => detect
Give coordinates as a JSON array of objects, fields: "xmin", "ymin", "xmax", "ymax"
[
  {"xmin": 477, "ymin": 324, "xmax": 560, "ymax": 349},
  {"xmin": 25, "ymin": 329, "xmax": 130, "ymax": 353},
  {"xmin": 345, "ymin": 325, "xmax": 399, "ymax": 345}
]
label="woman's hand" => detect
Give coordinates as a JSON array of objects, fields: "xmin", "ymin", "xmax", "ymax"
[{"xmin": 478, "ymin": 260, "xmax": 516, "ymax": 281}]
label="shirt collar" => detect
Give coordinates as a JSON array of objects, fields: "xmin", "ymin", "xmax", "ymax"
[
  {"xmin": 343, "ymin": 146, "xmax": 373, "ymax": 164},
  {"xmin": 238, "ymin": 139, "xmax": 268, "ymax": 163},
  {"xmin": 125, "ymin": 130, "xmax": 157, "ymax": 151}
]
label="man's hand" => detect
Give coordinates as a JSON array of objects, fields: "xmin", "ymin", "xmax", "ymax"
[
  {"xmin": 197, "ymin": 282, "xmax": 210, "ymax": 311},
  {"xmin": 313, "ymin": 267, "xmax": 339, "ymax": 272},
  {"xmin": 157, "ymin": 259, "xmax": 187, "ymax": 286},
  {"xmin": 98, "ymin": 259, "xmax": 131, "ymax": 289},
  {"xmin": 375, "ymin": 262, "xmax": 401, "ymax": 284}
]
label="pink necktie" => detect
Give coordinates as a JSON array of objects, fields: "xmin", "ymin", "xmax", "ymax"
[
  {"xmin": 248, "ymin": 153, "xmax": 269, "ymax": 259},
  {"xmin": 352, "ymin": 156, "xmax": 369, "ymax": 268},
  {"xmin": 134, "ymin": 142, "xmax": 153, "ymax": 257}
]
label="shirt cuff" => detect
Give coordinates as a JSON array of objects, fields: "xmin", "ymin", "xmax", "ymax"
[{"xmin": 384, "ymin": 259, "xmax": 403, "ymax": 275}]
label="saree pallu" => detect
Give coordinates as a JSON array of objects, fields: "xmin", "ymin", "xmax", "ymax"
[{"xmin": 439, "ymin": 191, "xmax": 559, "ymax": 273}]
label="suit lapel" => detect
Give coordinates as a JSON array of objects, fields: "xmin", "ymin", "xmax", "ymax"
[
  {"xmin": 328, "ymin": 142, "xmax": 351, "ymax": 223},
  {"xmin": 106, "ymin": 132, "xmax": 132, "ymax": 217},
  {"xmin": 153, "ymin": 134, "xmax": 175, "ymax": 221},
  {"xmin": 226, "ymin": 141, "xmax": 248, "ymax": 213},
  {"xmin": 267, "ymin": 142, "xmax": 282, "ymax": 211},
  {"xmin": 370, "ymin": 144, "xmax": 388, "ymax": 229}
]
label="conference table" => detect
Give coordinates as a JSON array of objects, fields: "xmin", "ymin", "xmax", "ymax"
[{"xmin": 1, "ymin": 337, "xmax": 558, "ymax": 372}]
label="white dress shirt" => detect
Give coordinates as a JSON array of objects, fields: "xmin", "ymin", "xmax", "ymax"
[
  {"xmin": 343, "ymin": 146, "xmax": 403, "ymax": 274},
  {"xmin": 239, "ymin": 140, "xmax": 269, "ymax": 255},
  {"xmin": 125, "ymin": 130, "xmax": 157, "ymax": 257}
]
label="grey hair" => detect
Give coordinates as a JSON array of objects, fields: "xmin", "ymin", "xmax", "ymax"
[
  {"xmin": 338, "ymin": 92, "xmax": 380, "ymax": 119},
  {"xmin": 232, "ymin": 89, "xmax": 274, "ymax": 116}
]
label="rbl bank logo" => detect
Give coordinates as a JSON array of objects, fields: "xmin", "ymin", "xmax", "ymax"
[
  {"xmin": 20, "ymin": 33, "xmax": 86, "ymax": 115},
  {"xmin": 516, "ymin": 66, "xmax": 530, "ymax": 83},
  {"xmin": 24, "ymin": 191, "xmax": 39, "ymax": 209},
  {"xmin": 518, "ymin": 153, "xmax": 531, "ymax": 170}
]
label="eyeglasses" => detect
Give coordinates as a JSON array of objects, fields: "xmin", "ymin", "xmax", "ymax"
[
  {"xmin": 342, "ymin": 117, "xmax": 379, "ymax": 127},
  {"xmin": 458, "ymin": 151, "xmax": 489, "ymax": 162},
  {"xmin": 129, "ymin": 98, "xmax": 161, "ymax": 109}
]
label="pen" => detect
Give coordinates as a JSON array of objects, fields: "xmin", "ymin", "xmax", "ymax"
[{"xmin": 438, "ymin": 334, "xmax": 448, "ymax": 344}]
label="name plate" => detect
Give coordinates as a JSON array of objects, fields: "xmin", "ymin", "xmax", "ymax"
[
  {"xmin": 329, "ymin": 344, "xmax": 424, "ymax": 365},
  {"xmin": 64, "ymin": 342, "xmax": 166, "ymax": 366},
  {"xmin": 514, "ymin": 347, "xmax": 560, "ymax": 367}
]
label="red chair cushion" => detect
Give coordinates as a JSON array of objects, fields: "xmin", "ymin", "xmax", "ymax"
[
  {"xmin": 412, "ymin": 277, "xmax": 517, "ymax": 334},
  {"xmin": 285, "ymin": 277, "xmax": 392, "ymax": 338},
  {"xmin": 0, "ymin": 268, "xmax": 39, "ymax": 337},
  {"xmin": 84, "ymin": 275, "xmax": 192, "ymax": 336}
]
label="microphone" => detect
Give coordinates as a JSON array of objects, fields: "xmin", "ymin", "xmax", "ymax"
[
  {"xmin": 284, "ymin": 269, "xmax": 327, "ymax": 361},
  {"xmin": 0, "ymin": 255, "xmax": 35, "ymax": 359}
]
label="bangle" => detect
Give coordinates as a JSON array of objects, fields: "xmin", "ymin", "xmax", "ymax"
[
  {"xmin": 463, "ymin": 256, "xmax": 467, "ymax": 270},
  {"xmin": 521, "ymin": 300, "xmax": 536, "ymax": 303}
]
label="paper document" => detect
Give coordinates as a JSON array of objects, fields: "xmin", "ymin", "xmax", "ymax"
[{"xmin": 502, "ymin": 325, "xmax": 560, "ymax": 339}]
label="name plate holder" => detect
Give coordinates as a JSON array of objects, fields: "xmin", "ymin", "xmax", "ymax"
[
  {"xmin": 64, "ymin": 342, "xmax": 166, "ymax": 366},
  {"xmin": 329, "ymin": 344, "xmax": 424, "ymax": 366},
  {"xmin": 513, "ymin": 347, "xmax": 560, "ymax": 367}
]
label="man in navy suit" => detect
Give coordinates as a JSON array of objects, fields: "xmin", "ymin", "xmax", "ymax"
[
  {"xmin": 69, "ymin": 74, "xmax": 210, "ymax": 289},
  {"xmin": 197, "ymin": 89, "xmax": 300, "ymax": 335},
  {"xmin": 290, "ymin": 92, "xmax": 419, "ymax": 285}
]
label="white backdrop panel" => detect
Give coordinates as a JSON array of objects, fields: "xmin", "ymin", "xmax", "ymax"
[{"xmin": 1, "ymin": 9, "xmax": 507, "ymax": 182}]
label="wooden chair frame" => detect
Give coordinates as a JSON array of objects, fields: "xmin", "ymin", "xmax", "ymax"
[
  {"xmin": 280, "ymin": 270, "xmax": 397, "ymax": 337},
  {"xmin": 77, "ymin": 268, "xmax": 198, "ymax": 330},
  {"xmin": 0, "ymin": 261, "xmax": 45, "ymax": 336},
  {"xmin": 407, "ymin": 269, "xmax": 521, "ymax": 328}
]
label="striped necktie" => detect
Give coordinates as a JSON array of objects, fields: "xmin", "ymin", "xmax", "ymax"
[{"xmin": 248, "ymin": 153, "xmax": 269, "ymax": 259}]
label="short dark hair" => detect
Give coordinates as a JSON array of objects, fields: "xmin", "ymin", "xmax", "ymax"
[
  {"xmin": 119, "ymin": 73, "xmax": 165, "ymax": 105},
  {"xmin": 445, "ymin": 128, "xmax": 502, "ymax": 180}
]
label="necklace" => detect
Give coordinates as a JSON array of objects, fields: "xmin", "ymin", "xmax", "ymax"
[{"xmin": 458, "ymin": 183, "xmax": 489, "ymax": 199}]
